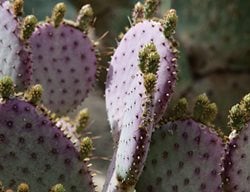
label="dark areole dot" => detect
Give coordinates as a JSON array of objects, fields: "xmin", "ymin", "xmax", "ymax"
[
  {"xmin": 25, "ymin": 106, "xmax": 30, "ymax": 111},
  {"xmin": 58, "ymin": 174, "xmax": 65, "ymax": 182},
  {"xmin": 36, "ymin": 177, "xmax": 42, "ymax": 183},
  {"xmin": 22, "ymin": 167, "xmax": 29, "ymax": 174},
  {"xmin": 243, "ymin": 135, "xmax": 248, "ymax": 141},
  {"xmin": 0, "ymin": 134, "xmax": 5, "ymax": 143},
  {"xmin": 194, "ymin": 167, "xmax": 200, "ymax": 175},
  {"xmin": 241, "ymin": 153, "xmax": 246, "ymax": 159},
  {"xmin": 37, "ymin": 136, "xmax": 44, "ymax": 144},
  {"xmin": 51, "ymin": 148, "xmax": 58, "ymax": 155},
  {"xmin": 70, "ymin": 185, "xmax": 77, "ymax": 191},
  {"xmin": 184, "ymin": 178, "xmax": 190, "ymax": 185},
  {"xmin": 19, "ymin": 137, "xmax": 25, "ymax": 144},
  {"xmin": 162, "ymin": 151, "xmax": 168, "ymax": 159},
  {"xmin": 147, "ymin": 185, "xmax": 153, "ymax": 192},
  {"xmin": 200, "ymin": 183, "xmax": 206, "ymax": 190},
  {"xmin": 167, "ymin": 169, "xmax": 172, "ymax": 176},
  {"xmin": 174, "ymin": 143, "xmax": 179, "ymax": 149},
  {"xmin": 9, "ymin": 151, "xmax": 16, "ymax": 157},
  {"xmin": 203, "ymin": 153, "xmax": 209, "ymax": 159},
  {"xmin": 6, "ymin": 120, "xmax": 13, "ymax": 128},
  {"xmin": 25, "ymin": 123, "xmax": 32, "ymax": 129},
  {"xmin": 156, "ymin": 177, "xmax": 162, "ymax": 185},
  {"xmin": 211, "ymin": 169, "xmax": 217, "ymax": 176},
  {"xmin": 45, "ymin": 164, "xmax": 51, "ymax": 171},
  {"xmin": 194, "ymin": 136, "xmax": 200, "ymax": 144},
  {"xmin": 9, "ymin": 179, "xmax": 16, "ymax": 187},
  {"xmin": 64, "ymin": 158, "xmax": 71, "ymax": 165},
  {"xmin": 12, "ymin": 104, "xmax": 18, "ymax": 112},
  {"xmin": 172, "ymin": 185, "xmax": 178, "ymax": 191},
  {"xmin": 30, "ymin": 152, "xmax": 37, "ymax": 160},
  {"xmin": 178, "ymin": 161, "xmax": 184, "ymax": 169}
]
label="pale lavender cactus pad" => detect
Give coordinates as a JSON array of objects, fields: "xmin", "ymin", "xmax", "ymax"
[
  {"xmin": 29, "ymin": 23, "xmax": 97, "ymax": 114},
  {"xmin": 136, "ymin": 119, "xmax": 225, "ymax": 192},
  {"xmin": 105, "ymin": 20, "xmax": 177, "ymax": 189},
  {"xmin": 106, "ymin": 20, "xmax": 177, "ymax": 143},
  {"xmin": 223, "ymin": 122, "xmax": 250, "ymax": 191},
  {"xmin": 102, "ymin": 149, "xmax": 117, "ymax": 192},
  {"xmin": 0, "ymin": 1, "xmax": 32, "ymax": 90},
  {"xmin": 0, "ymin": 99, "xmax": 95, "ymax": 191}
]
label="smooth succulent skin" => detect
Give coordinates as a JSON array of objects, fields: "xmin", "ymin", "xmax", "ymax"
[
  {"xmin": 105, "ymin": 20, "xmax": 177, "ymax": 143},
  {"xmin": 223, "ymin": 122, "xmax": 250, "ymax": 192},
  {"xmin": 0, "ymin": 1, "xmax": 32, "ymax": 90},
  {"xmin": 0, "ymin": 99, "xmax": 95, "ymax": 192},
  {"xmin": 136, "ymin": 119, "xmax": 225, "ymax": 192},
  {"xmin": 223, "ymin": 94, "xmax": 250, "ymax": 191},
  {"xmin": 29, "ymin": 23, "xmax": 97, "ymax": 115},
  {"xmin": 104, "ymin": 18, "xmax": 177, "ymax": 191},
  {"xmin": 102, "ymin": 149, "xmax": 117, "ymax": 192}
]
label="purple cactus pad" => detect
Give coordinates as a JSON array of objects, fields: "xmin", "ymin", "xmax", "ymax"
[
  {"xmin": 223, "ymin": 122, "xmax": 250, "ymax": 191},
  {"xmin": 105, "ymin": 20, "xmax": 178, "ymax": 189},
  {"xmin": 29, "ymin": 23, "xmax": 97, "ymax": 114},
  {"xmin": 106, "ymin": 20, "xmax": 177, "ymax": 142},
  {"xmin": 0, "ymin": 99, "xmax": 95, "ymax": 191},
  {"xmin": 0, "ymin": 1, "xmax": 32, "ymax": 90},
  {"xmin": 136, "ymin": 119, "xmax": 225, "ymax": 192}
]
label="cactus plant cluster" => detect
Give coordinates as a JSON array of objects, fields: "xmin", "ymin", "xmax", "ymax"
[{"xmin": 0, "ymin": 0, "xmax": 250, "ymax": 192}]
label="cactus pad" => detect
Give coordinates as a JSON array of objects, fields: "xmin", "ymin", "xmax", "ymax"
[
  {"xmin": 0, "ymin": 98, "xmax": 95, "ymax": 191},
  {"xmin": 0, "ymin": 1, "xmax": 32, "ymax": 90},
  {"xmin": 102, "ymin": 151, "xmax": 117, "ymax": 192},
  {"xmin": 29, "ymin": 21, "xmax": 97, "ymax": 114},
  {"xmin": 136, "ymin": 119, "xmax": 225, "ymax": 192},
  {"xmin": 106, "ymin": 20, "xmax": 177, "ymax": 142},
  {"xmin": 105, "ymin": 18, "xmax": 178, "ymax": 189},
  {"xmin": 223, "ymin": 93, "xmax": 250, "ymax": 191},
  {"xmin": 223, "ymin": 122, "xmax": 250, "ymax": 191}
]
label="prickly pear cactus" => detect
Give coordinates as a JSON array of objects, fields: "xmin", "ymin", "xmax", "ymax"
[
  {"xmin": 104, "ymin": 1, "xmax": 178, "ymax": 190},
  {"xmin": 136, "ymin": 96, "xmax": 225, "ymax": 192},
  {"xmin": 102, "ymin": 149, "xmax": 117, "ymax": 192},
  {"xmin": 136, "ymin": 119, "xmax": 224, "ymax": 192},
  {"xmin": 28, "ymin": 3, "xmax": 97, "ymax": 115},
  {"xmin": 105, "ymin": 5, "xmax": 178, "ymax": 143},
  {"xmin": 0, "ymin": 77, "xmax": 95, "ymax": 192},
  {"xmin": 56, "ymin": 108, "xmax": 91, "ymax": 151},
  {"xmin": 0, "ymin": 1, "xmax": 32, "ymax": 90},
  {"xmin": 223, "ymin": 94, "xmax": 250, "ymax": 191},
  {"xmin": 56, "ymin": 118, "xmax": 81, "ymax": 150}
]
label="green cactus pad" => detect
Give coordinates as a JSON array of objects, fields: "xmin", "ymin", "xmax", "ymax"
[
  {"xmin": 0, "ymin": 98, "xmax": 95, "ymax": 191},
  {"xmin": 136, "ymin": 119, "xmax": 225, "ymax": 192}
]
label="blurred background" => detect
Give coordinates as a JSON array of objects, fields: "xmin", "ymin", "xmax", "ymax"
[{"xmin": 23, "ymin": 0, "xmax": 250, "ymax": 190}]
